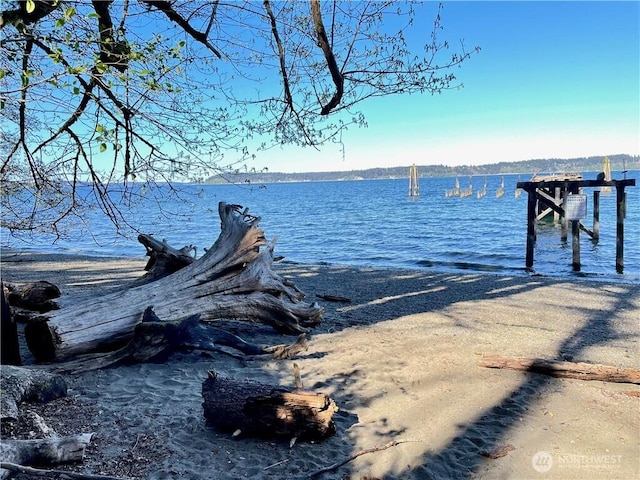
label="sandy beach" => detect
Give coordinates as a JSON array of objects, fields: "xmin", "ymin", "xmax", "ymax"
[{"xmin": 1, "ymin": 250, "xmax": 638, "ymax": 480}]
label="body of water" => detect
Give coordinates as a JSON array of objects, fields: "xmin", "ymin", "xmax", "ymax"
[{"xmin": 2, "ymin": 172, "xmax": 638, "ymax": 283}]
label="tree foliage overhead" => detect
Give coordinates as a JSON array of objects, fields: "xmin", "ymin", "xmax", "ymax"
[{"xmin": 1, "ymin": 0, "xmax": 478, "ymax": 237}]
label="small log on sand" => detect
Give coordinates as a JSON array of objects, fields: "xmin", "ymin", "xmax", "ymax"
[
  {"xmin": 24, "ymin": 202, "xmax": 323, "ymax": 362},
  {"xmin": 0, "ymin": 434, "xmax": 93, "ymax": 479},
  {"xmin": 202, "ymin": 371, "xmax": 338, "ymax": 441},
  {"xmin": 479, "ymin": 354, "xmax": 640, "ymax": 384},
  {"xmin": 0, "ymin": 366, "xmax": 67, "ymax": 422}
]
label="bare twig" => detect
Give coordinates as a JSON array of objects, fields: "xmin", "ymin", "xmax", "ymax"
[{"xmin": 304, "ymin": 439, "xmax": 418, "ymax": 479}]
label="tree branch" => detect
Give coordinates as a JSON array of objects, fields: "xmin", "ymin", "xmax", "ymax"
[
  {"xmin": 142, "ymin": 0, "xmax": 222, "ymax": 59},
  {"xmin": 0, "ymin": 0, "xmax": 59, "ymax": 29},
  {"xmin": 263, "ymin": 0, "xmax": 293, "ymax": 112},
  {"xmin": 91, "ymin": 0, "xmax": 130, "ymax": 73},
  {"xmin": 310, "ymin": 0, "xmax": 344, "ymax": 115}
]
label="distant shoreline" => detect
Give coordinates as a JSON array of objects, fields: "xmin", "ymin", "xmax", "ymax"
[{"xmin": 202, "ymin": 154, "xmax": 638, "ymax": 184}]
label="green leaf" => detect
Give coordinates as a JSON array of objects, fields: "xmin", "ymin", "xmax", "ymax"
[
  {"xmin": 55, "ymin": 18, "xmax": 66, "ymax": 28},
  {"xmin": 99, "ymin": 143, "xmax": 107, "ymax": 152},
  {"xmin": 73, "ymin": 86, "xmax": 80, "ymax": 94},
  {"xmin": 96, "ymin": 124, "xmax": 104, "ymax": 133},
  {"xmin": 25, "ymin": 0, "xmax": 35, "ymax": 14}
]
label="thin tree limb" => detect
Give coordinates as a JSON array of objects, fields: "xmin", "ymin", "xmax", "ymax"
[{"xmin": 263, "ymin": 0, "xmax": 293, "ymax": 112}]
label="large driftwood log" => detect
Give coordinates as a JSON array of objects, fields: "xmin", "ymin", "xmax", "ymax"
[
  {"xmin": 46, "ymin": 308, "xmax": 310, "ymax": 374},
  {"xmin": 24, "ymin": 203, "xmax": 323, "ymax": 362},
  {"xmin": 0, "ymin": 434, "xmax": 93, "ymax": 479},
  {"xmin": 0, "ymin": 365, "xmax": 67, "ymax": 422},
  {"xmin": 479, "ymin": 354, "xmax": 640, "ymax": 384},
  {"xmin": 202, "ymin": 371, "xmax": 338, "ymax": 441}
]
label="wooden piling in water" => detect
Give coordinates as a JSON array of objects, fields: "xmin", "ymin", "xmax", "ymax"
[
  {"xmin": 593, "ymin": 190, "xmax": 600, "ymax": 240},
  {"xmin": 409, "ymin": 164, "xmax": 419, "ymax": 197}
]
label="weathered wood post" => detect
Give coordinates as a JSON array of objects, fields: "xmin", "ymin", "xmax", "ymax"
[
  {"xmin": 408, "ymin": 164, "xmax": 419, "ymax": 197},
  {"xmin": 593, "ymin": 190, "xmax": 600, "ymax": 241},
  {"xmin": 525, "ymin": 186, "xmax": 537, "ymax": 270},
  {"xmin": 553, "ymin": 187, "xmax": 561, "ymax": 224},
  {"xmin": 570, "ymin": 184, "xmax": 581, "ymax": 271},
  {"xmin": 572, "ymin": 219, "xmax": 581, "ymax": 271},
  {"xmin": 616, "ymin": 185, "xmax": 627, "ymax": 274},
  {"xmin": 561, "ymin": 193, "xmax": 568, "ymax": 241}
]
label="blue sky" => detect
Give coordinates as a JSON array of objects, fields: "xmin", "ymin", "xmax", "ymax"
[{"xmin": 249, "ymin": 1, "xmax": 639, "ymax": 173}]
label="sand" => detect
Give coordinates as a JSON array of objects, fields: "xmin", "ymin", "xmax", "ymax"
[{"xmin": 1, "ymin": 250, "xmax": 639, "ymax": 480}]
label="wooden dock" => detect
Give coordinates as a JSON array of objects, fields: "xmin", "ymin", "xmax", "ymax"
[{"xmin": 517, "ymin": 176, "xmax": 636, "ymax": 273}]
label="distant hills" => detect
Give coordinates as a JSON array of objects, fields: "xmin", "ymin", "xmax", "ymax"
[{"xmin": 204, "ymin": 154, "xmax": 639, "ymax": 184}]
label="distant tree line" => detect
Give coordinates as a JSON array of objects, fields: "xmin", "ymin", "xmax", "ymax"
[{"xmin": 205, "ymin": 154, "xmax": 639, "ymax": 184}]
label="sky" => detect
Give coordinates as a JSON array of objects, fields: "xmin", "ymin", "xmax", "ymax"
[{"xmin": 246, "ymin": 1, "xmax": 640, "ymax": 173}]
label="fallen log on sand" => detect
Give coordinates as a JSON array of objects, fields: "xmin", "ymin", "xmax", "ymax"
[
  {"xmin": 23, "ymin": 202, "xmax": 323, "ymax": 362},
  {"xmin": 202, "ymin": 371, "xmax": 338, "ymax": 441},
  {"xmin": 0, "ymin": 434, "xmax": 93, "ymax": 480},
  {"xmin": 479, "ymin": 354, "xmax": 640, "ymax": 384}
]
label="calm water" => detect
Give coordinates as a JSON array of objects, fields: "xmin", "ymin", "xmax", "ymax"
[{"xmin": 2, "ymin": 172, "xmax": 639, "ymax": 283}]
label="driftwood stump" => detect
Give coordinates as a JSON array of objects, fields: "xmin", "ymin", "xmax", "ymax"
[
  {"xmin": 23, "ymin": 202, "xmax": 323, "ymax": 362},
  {"xmin": 202, "ymin": 371, "xmax": 338, "ymax": 441}
]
